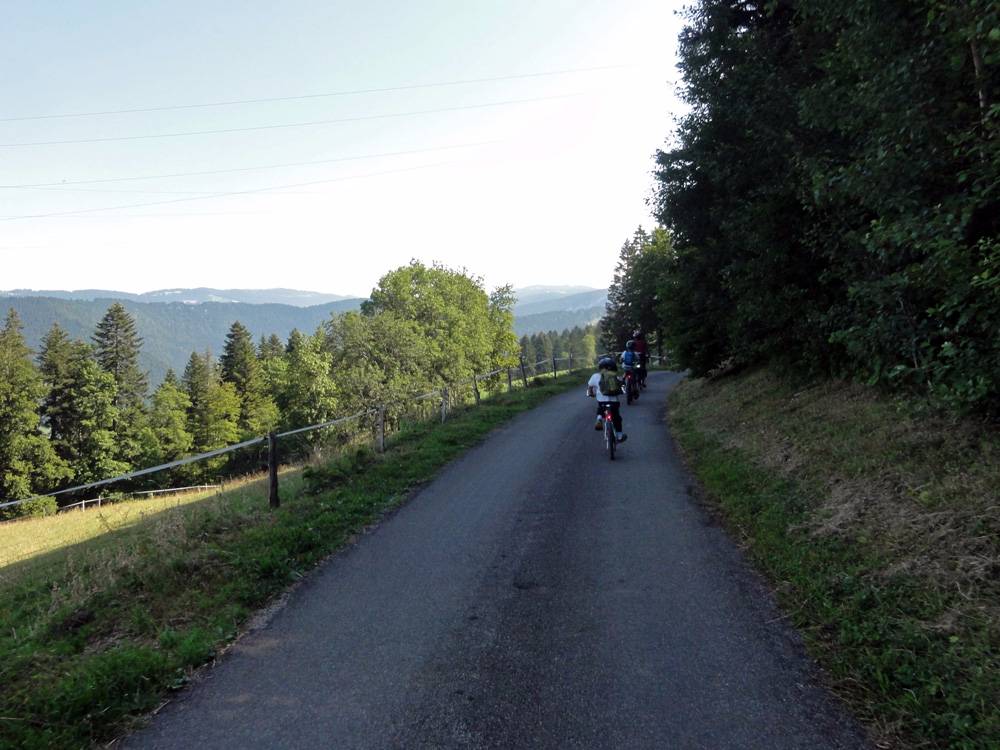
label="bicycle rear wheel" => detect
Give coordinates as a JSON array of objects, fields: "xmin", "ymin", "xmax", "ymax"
[{"xmin": 605, "ymin": 420, "xmax": 616, "ymax": 460}]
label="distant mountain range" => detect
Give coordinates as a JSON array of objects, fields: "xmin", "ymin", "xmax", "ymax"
[
  {"xmin": 2, "ymin": 286, "xmax": 607, "ymax": 384},
  {"xmin": 0, "ymin": 287, "xmax": 353, "ymax": 307}
]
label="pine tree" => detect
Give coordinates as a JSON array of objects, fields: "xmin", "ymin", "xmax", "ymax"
[
  {"xmin": 145, "ymin": 371, "xmax": 193, "ymax": 465},
  {"xmin": 92, "ymin": 302, "xmax": 147, "ymax": 409},
  {"xmin": 93, "ymin": 303, "xmax": 148, "ymax": 466},
  {"xmin": 0, "ymin": 310, "xmax": 69, "ymax": 514},
  {"xmin": 38, "ymin": 323, "xmax": 73, "ymax": 387},
  {"xmin": 46, "ymin": 341, "xmax": 127, "ymax": 485},
  {"xmin": 259, "ymin": 333, "xmax": 285, "ymax": 360},
  {"xmin": 600, "ymin": 227, "xmax": 648, "ymax": 352},
  {"xmin": 221, "ymin": 321, "xmax": 278, "ymax": 437},
  {"xmin": 182, "ymin": 351, "xmax": 214, "ymax": 415},
  {"xmin": 183, "ymin": 351, "xmax": 240, "ymax": 477},
  {"xmin": 38, "ymin": 323, "xmax": 75, "ymax": 443}
]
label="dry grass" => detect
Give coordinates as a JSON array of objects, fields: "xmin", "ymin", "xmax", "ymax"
[
  {"xmin": 678, "ymin": 370, "xmax": 1000, "ymax": 611},
  {"xmin": 0, "ymin": 470, "xmax": 305, "ymax": 601},
  {"xmin": 670, "ymin": 368, "xmax": 1000, "ymax": 748}
]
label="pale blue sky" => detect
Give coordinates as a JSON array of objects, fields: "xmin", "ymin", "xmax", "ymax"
[{"xmin": 2, "ymin": 1, "xmax": 684, "ymax": 296}]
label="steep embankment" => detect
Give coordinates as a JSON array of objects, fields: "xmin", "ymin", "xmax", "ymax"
[{"xmin": 668, "ymin": 368, "xmax": 999, "ymax": 749}]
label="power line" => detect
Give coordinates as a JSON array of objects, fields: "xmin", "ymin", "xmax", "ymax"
[
  {"xmin": 0, "ymin": 92, "xmax": 578, "ymax": 148},
  {"xmin": 0, "ymin": 64, "xmax": 629, "ymax": 122},
  {"xmin": 11, "ymin": 186, "xmax": 339, "ymax": 196},
  {"xmin": 0, "ymin": 141, "xmax": 498, "ymax": 188},
  {"xmin": 0, "ymin": 162, "xmax": 454, "ymax": 220}
]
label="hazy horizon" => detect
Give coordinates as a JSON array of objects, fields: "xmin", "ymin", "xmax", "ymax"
[{"xmin": 2, "ymin": 1, "xmax": 683, "ymax": 295}]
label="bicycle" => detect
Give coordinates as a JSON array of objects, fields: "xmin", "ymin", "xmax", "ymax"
[
  {"xmin": 624, "ymin": 368, "xmax": 639, "ymax": 404},
  {"xmin": 600, "ymin": 402, "xmax": 617, "ymax": 460}
]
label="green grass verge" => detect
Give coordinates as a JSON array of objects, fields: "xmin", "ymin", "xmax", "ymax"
[
  {"xmin": 0, "ymin": 374, "xmax": 587, "ymax": 749},
  {"xmin": 669, "ymin": 369, "xmax": 999, "ymax": 750}
]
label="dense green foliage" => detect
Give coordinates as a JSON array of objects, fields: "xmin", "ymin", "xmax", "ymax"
[
  {"xmin": 621, "ymin": 0, "xmax": 1000, "ymax": 413},
  {"xmin": 0, "ymin": 312, "xmax": 67, "ymax": 515},
  {"xmin": 518, "ymin": 324, "xmax": 598, "ymax": 375},
  {"xmin": 599, "ymin": 227, "xmax": 673, "ymax": 356},
  {"xmin": 0, "ymin": 263, "xmax": 532, "ymax": 516}
]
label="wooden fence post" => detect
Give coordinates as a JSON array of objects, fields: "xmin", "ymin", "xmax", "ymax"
[
  {"xmin": 507, "ymin": 368, "xmax": 513, "ymax": 393},
  {"xmin": 376, "ymin": 405, "xmax": 386, "ymax": 453},
  {"xmin": 441, "ymin": 388, "xmax": 449, "ymax": 423},
  {"xmin": 569, "ymin": 353, "xmax": 574, "ymax": 372},
  {"xmin": 472, "ymin": 376, "xmax": 481, "ymax": 406},
  {"xmin": 268, "ymin": 432, "xmax": 280, "ymax": 508},
  {"xmin": 519, "ymin": 356, "xmax": 529, "ymax": 388},
  {"xmin": 552, "ymin": 354, "xmax": 558, "ymax": 379}
]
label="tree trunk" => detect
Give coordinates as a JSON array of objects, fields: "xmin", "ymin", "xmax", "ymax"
[{"xmin": 970, "ymin": 37, "xmax": 990, "ymax": 117}]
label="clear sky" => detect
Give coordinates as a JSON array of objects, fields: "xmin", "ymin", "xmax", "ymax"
[{"xmin": 1, "ymin": 1, "xmax": 684, "ymax": 297}]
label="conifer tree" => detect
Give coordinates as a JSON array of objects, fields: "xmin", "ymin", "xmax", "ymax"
[
  {"xmin": 221, "ymin": 321, "xmax": 278, "ymax": 437},
  {"xmin": 182, "ymin": 351, "xmax": 240, "ymax": 477},
  {"xmin": 38, "ymin": 323, "xmax": 73, "ymax": 388},
  {"xmin": 93, "ymin": 303, "xmax": 148, "ymax": 466},
  {"xmin": 46, "ymin": 341, "xmax": 127, "ymax": 485},
  {"xmin": 600, "ymin": 227, "xmax": 648, "ymax": 352},
  {"xmin": 0, "ymin": 310, "xmax": 69, "ymax": 514},
  {"xmin": 144, "ymin": 370, "xmax": 193, "ymax": 466},
  {"xmin": 93, "ymin": 302, "xmax": 147, "ymax": 409},
  {"xmin": 259, "ymin": 333, "xmax": 285, "ymax": 361}
]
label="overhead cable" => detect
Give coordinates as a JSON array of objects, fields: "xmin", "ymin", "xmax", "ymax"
[
  {"xmin": 0, "ymin": 64, "xmax": 628, "ymax": 122},
  {"xmin": 0, "ymin": 92, "xmax": 580, "ymax": 147},
  {"xmin": 1, "ymin": 162, "xmax": 453, "ymax": 220},
  {"xmin": 0, "ymin": 141, "xmax": 497, "ymax": 188}
]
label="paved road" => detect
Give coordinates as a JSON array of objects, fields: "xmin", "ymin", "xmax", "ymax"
[{"xmin": 129, "ymin": 372, "xmax": 869, "ymax": 750}]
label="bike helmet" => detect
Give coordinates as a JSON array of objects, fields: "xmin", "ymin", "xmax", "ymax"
[
  {"xmin": 598, "ymin": 356, "xmax": 616, "ymax": 371},
  {"xmin": 625, "ymin": 340, "xmax": 635, "ymax": 351}
]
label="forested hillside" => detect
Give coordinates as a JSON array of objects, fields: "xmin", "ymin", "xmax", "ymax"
[
  {"xmin": 603, "ymin": 0, "xmax": 999, "ymax": 416},
  {"xmin": 514, "ymin": 306, "xmax": 604, "ymax": 336},
  {"xmin": 5, "ymin": 287, "xmax": 602, "ymax": 381},
  {"xmin": 5, "ymin": 297, "xmax": 365, "ymax": 385},
  {"xmin": 0, "ymin": 262, "xmax": 521, "ymax": 516}
]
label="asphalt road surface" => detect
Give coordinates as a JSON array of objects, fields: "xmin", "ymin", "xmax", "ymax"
[{"xmin": 129, "ymin": 372, "xmax": 870, "ymax": 750}]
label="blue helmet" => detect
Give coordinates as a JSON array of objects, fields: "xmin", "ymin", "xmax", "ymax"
[
  {"xmin": 625, "ymin": 340, "xmax": 635, "ymax": 352},
  {"xmin": 598, "ymin": 356, "xmax": 616, "ymax": 371}
]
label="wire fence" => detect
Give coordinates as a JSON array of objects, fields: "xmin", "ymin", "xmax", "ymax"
[{"xmin": 0, "ymin": 353, "xmax": 640, "ymax": 518}]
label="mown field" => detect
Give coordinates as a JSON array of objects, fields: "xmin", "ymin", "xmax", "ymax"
[
  {"xmin": 669, "ymin": 368, "xmax": 999, "ymax": 750},
  {"xmin": 0, "ymin": 373, "xmax": 588, "ymax": 749}
]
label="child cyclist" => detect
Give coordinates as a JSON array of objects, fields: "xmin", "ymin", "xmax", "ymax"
[{"xmin": 586, "ymin": 356, "xmax": 627, "ymax": 442}]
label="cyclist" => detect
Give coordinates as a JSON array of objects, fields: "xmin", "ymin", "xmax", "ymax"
[
  {"xmin": 587, "ymin": 356, "xmax": 626, "ymax": 442},
  {"xmin": 621, "ymin": 340, "xmax": 641, "ymax": 399},
  {"xmin": 632, "ymin": 330, "xmax": 649, "ymax": 386}
]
